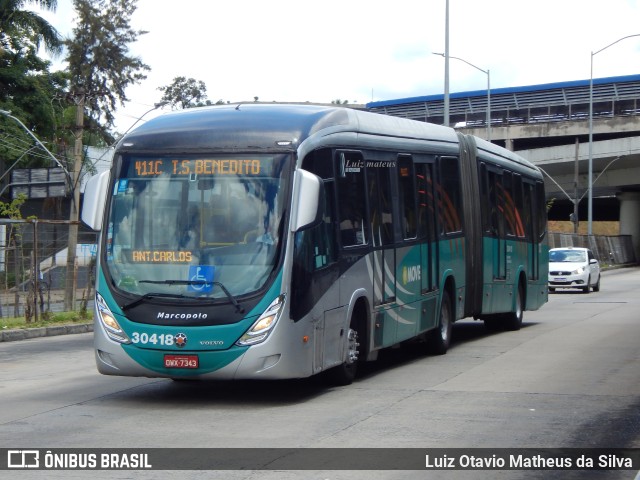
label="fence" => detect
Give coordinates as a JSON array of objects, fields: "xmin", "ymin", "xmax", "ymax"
[
  {"xmin": 0, "ymin": 218, "xmax": 636, "ymax": 321},
  {"xmin": 0, "ymin": 219, "xmax": 98, "ymax": 320},
  {"xmin": 547, "ymin": 233, "xmax": 637, "ymax": 266}
]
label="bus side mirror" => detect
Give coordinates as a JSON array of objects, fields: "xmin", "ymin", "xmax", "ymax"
[
  {"xmin": 81, "ymin": 171, "xmax": 110, "ymax": 231},
  {"xmin": 291, "ymin": 169, "xmax": 323, "ymax": 232}
]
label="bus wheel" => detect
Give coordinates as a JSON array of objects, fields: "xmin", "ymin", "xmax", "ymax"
[
  {"xmin": 327, "ymin": 326, "xmax": 360, "ymax": 386},
  {"xmin": 427, "ymin": 292, "xmax": 452, "ymax": 355},
  {"xmin": 504, "ymin": 284, "xmax": 524, "ymax": 331}
]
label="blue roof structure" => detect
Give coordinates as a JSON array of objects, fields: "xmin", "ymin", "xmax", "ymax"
[
  {"xmin": 367, "ymin": 74, "xmax": 640, "ymax": 108},
  {"xmin": 366, "ymin": 74, "xmax": 640, "ymax": 127}
]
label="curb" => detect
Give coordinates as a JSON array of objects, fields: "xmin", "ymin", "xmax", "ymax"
[{"xmin": 0, "ymin": 323, "xmax": 93, "ymax": 343}]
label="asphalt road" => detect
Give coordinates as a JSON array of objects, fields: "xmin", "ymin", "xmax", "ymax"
[{"xmin": 1, "ymin": 267, "xmax": 639, "ymax": 480}]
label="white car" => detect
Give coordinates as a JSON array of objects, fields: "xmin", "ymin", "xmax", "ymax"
[{"xmin": 548, "ymin": 247, "xmax": 601, "ymax": 293}]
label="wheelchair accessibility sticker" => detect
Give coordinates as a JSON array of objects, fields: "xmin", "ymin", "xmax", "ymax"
[{"xmin": 188, "ymin": 266, "xmax": 215, "ymax": 293}]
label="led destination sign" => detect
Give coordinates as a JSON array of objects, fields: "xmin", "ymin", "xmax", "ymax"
[{"xmin": 131, "ymin": 158, "xmax": 265, "ymax": 177}]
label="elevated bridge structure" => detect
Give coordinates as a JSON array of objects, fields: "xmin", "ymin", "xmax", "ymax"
[{"xmin": 367, "ymin": 74, "xmax": 640, "ymax": 261}]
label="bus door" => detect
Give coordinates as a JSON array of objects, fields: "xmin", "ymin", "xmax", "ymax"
[
  {"xmin": 367, "ymin": 163, "xmax": 397, "ymax": 348},
  {"xmin": 415, "ymin": 161, "xmax": 438, "ymax": 331},
  {"xmin": 395, "ymin": 156, "xmax": 421, "ymax": 342}
]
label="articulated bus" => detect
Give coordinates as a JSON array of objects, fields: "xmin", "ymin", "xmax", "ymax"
[{"xmin": 81, "ymin": 104, "xmax": 548, "ymax": 385}]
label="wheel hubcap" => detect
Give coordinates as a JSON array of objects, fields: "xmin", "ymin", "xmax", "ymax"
[{"xmin": 346, "ymin": 328, "xmax": 359, "ymax": 364}]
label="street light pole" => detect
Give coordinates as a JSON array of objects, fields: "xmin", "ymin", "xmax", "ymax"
[
  {"xmin": 433, "ymin": 53, "xmax": 491, "ymax": 140},
  {"xmin": 588, "ymin": 33, "xmax": 640, "ymax": 235},
  {"xmin": 444, "ymin": 0, "xmax": 450, "ymax": 127}
]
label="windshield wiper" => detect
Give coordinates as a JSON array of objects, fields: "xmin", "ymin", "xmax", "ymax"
[
  {"xmin": 122, "ymin": 292, "xmax": 193, "ymax": 311},
  {"xmin": 133, "ymin": 280, "xmax": 245, "ymax": 313}
]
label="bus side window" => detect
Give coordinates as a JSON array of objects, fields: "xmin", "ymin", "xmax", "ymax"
[
  {"xmin": 486, "ymin": 169, "xmax": 502, "ymax": 238},
  {"xmin": 398, "ymin": 155, "xmax": 417, "ymax": 240},
  {"xmin": 436, "ymin": 157, "xmax": 463, "ymax": 235},
  {"xmin": 416, "ymin": 162, "xmax": 435, "ymax": 242},
  {"xmin": 299, "ymin": 149, "xmax": 338, "ymax": 268},
  {"xmin": 336, "ymin": 151, "xmax": 368, "ymax": 247},
  {"xmin": 522, "ymin": 181, "xmax": 534, "ymax": 240},
  {"xmin": 535, "ymin": 181, "xmax": 547, "ymax": 242},
  {"xmin": 367, "ymin": 162, "xmax": 395, "ymax": 246},
  {"xmin": 501, "ymin": 171, "xmax": 525, "ymax": 238},
  {"xmin": 513, "ymin": 174, "xmax": 525, "ymax": 238},
  {"xmin": 293, "ymin": 181, "xmax": 337, "ymax": 270}
]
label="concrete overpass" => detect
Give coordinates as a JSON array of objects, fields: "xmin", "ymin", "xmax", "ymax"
[{"xmin": 367, "ymin": 75, "xmax": 640, "ymax": 260}]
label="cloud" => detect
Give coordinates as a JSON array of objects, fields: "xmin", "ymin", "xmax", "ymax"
[{"xmin": 30, "ymin": 0, "xmax": 640, "ymax": 132}]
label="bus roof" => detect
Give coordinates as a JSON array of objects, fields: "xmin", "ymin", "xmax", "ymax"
[
  {"xmin": 117, "ymin": 103, "xmax": 459, "ymax": 154},
  {"xmin": 116, "ymin": 103, "xmax": 538, "ymax": 176}
]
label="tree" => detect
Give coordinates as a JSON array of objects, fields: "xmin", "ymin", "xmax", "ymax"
[
  {"xmin": 0, "ymin": 0, "xmax": 66, "ymax": 172},
  {"xmin": 65, "ymin": 0, "xmax": 150, "ymax": 126},
  {"xmin": 0, "ymin": 0, "xmax": 62, "ymax": 56},
  {"xmin": 62, "ymin": 0, "xmax": 149, "ymax": 311},
  {"xmin": 158, "ymin": 76, "xmax": 212, "ymax": 109}
]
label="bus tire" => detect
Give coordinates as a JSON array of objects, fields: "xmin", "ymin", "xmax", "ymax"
[
  {"xmin": 326, "ymin": 324, "xmax": 360, "ymax": 386},
  {"xmin": 503, "ymin": 284, "xmax": 524, "ymax": 331},
  {"xmin": 427, "ymin": 291, "xmax": 453, "ymax": 355}
]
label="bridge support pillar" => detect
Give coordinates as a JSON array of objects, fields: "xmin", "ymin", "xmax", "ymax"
[
  {"xmin": 505, "ymin": 138, "xmax": 514, "ymax": 151},
  {"xmin": 617, "ymin": 191, "xmax": 640, "ymax": 263}
]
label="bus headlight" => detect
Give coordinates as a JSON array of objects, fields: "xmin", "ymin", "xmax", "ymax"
[
  {"xmin": 236, "ymin": 294, "xmax": 285, "ymax": 346},
  {"xmin": 96, "ymin": 293, "xmax": 131, "ymax": 344}
]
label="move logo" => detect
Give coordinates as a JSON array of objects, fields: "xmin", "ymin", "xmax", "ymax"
[{"xmin": 402, "ymin": 265, "xmax": 421, "ymax": 285}]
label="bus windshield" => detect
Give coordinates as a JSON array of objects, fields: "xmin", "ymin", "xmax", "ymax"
[{"xmin": 104, "ymin": 154, "xmax": 291, "ymax": 300}]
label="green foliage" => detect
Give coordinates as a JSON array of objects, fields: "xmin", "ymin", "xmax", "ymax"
[
  {"xmin": 0, "ymin": 193, "xmax": 27, "ymax": 219},
  {"xmin": 0, "ymin": 0, "xmax": 63, "ymax": 56},
  {"xmin": 64, "ymin": 0, "xmax": 150, "ymax": 126},
  {"xmin": 158, "ymin": 76, "xmax": 212, "ymax": 109},
  {"xmin": 1, "ymin": 310, "xmax": 91, "ymax": 330},
  {"xmin": 0, "ymin": 1, "xmax": 69, "ymax": 170}
]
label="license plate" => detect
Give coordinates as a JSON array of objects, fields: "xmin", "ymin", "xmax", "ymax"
[{"xmin": 164, "ymin": 354, "xmax": 199, "ymax": 369}]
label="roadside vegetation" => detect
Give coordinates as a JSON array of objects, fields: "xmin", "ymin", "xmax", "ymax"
[{"xmin": 1, "ymin": 310, "xmax": 91, "ymax": 331}]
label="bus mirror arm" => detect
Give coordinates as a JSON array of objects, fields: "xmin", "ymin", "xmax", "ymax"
[{"xmin": 291, "ymin": 169, "xmax": 323, "ymax": 232}]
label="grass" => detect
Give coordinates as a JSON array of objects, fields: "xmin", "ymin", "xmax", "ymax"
[{"xmin": 1, "ymin": 311, "xmax": 92, "ymax": 331}]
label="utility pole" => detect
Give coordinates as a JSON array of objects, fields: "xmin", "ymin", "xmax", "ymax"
[{"xmin": 64, "ymin": 89, "xmax": 85, "ymax": 311}]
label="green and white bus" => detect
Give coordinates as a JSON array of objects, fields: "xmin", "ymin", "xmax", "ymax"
[{"xmin": 81, "ymin": 104, "xmax": 548, "ymax": 385}]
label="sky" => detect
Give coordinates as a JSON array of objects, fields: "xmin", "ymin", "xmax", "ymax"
[{"xmin": 33, "ymin": 0, "xmax": 640, "ymax": 134}]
